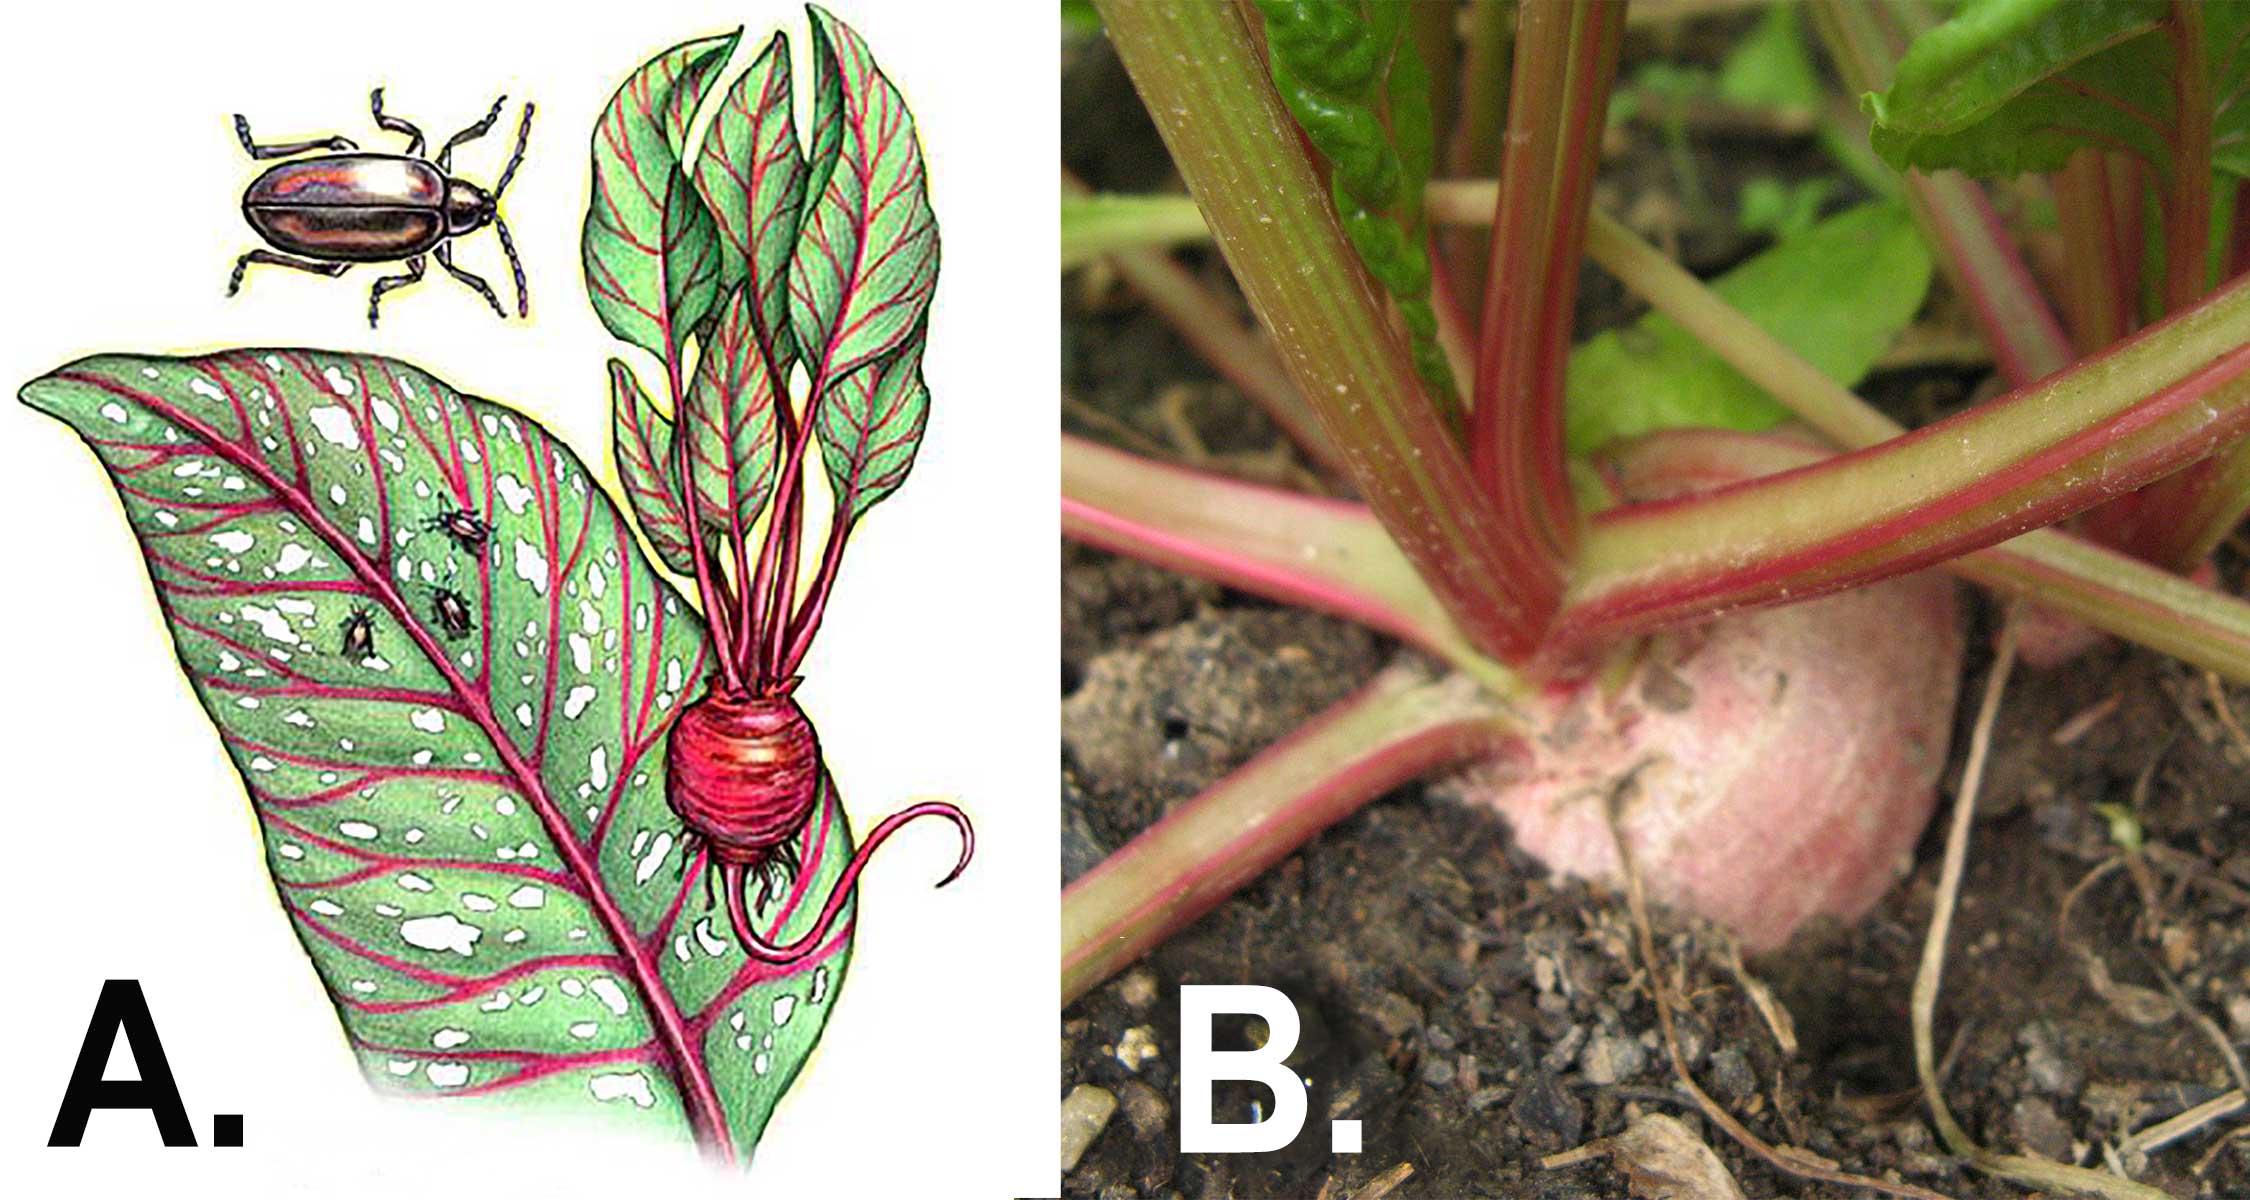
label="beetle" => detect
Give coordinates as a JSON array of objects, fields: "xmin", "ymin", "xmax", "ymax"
[
  {"xmin": 339, "ymin": 606, "xmax": 378, "ymax": 661},
  {"xmin": 227, "ymin": 88, "xmax": 533, "ymax": 328},
  {"xmin": 425, "ymin": 506, "xmax": 492, "ymax": 556},
  {"xmin": 430, "ymin": 587, "xmax": 477, "ymax": 640}
]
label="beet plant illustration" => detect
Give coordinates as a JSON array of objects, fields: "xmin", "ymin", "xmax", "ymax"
[{"xmin": 18, "ymin": 7, "xmax": 964, "ymax": 1167}]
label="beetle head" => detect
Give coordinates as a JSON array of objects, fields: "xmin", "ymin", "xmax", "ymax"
[{"xmin": 443, "ymin": 182, "xmax": 496, "ymax": 236}]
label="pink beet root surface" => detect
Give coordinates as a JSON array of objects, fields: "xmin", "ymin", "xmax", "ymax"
[{"xmin": 1449, "ymin": 435, "xmax": 1967, "ymax": 950}]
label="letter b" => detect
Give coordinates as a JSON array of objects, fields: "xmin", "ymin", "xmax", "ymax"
[{"xmin": 1179, "ymin": 984, "xmax": 1306, "ymax": 1153}]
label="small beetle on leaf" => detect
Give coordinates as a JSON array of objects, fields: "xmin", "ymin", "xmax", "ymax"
[
  {"xmin": 228, "ymin": 88, "xmax": 533, "ymax": 327},
  {"xmin": 430, "ymin": 587, "xmax": 476, "ymax": 640},
  {"xmin": 425, "ymin": 506, "xmax": 492, "ymax": 556},
  {"xmin": 339, "ymin": 606, "xmax": 377, "ymax": 661}
]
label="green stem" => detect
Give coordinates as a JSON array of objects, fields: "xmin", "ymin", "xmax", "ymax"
[
  {"xmin": 1058, "ymin": 191, "xmax": 1221, "ymax": 270},
  {"xmin": 1061, "ymin": 660, "xmax": 1516, "ymax": 1006},
  {"xmin": 2163, "ymin": 0, "xmax": 2213, "ymax": 318},
  {"xmin": 1097, "ymin": 0, "xmax": 1558, "ymax": 663},
  {"xmin": 1062, "ymin": 171, "xmax": 1342, "ymax": 473},
  {"xmin": 2053, "ymin": 149, "xmax": 2133, "ymax": 354}
]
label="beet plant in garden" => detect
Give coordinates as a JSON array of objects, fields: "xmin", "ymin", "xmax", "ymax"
[
  {"xmin": 18, "ymin": 7, "xmax": 965, "ymax": 1168},
  {"xmin": 1062, "ymin": 0, "xmax": 2250, "ymax": 1065}
]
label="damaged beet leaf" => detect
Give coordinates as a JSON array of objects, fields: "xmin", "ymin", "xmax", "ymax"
[{"xmin": 19, "ymin": 350, "xmax": 852, "ymax": 1159}]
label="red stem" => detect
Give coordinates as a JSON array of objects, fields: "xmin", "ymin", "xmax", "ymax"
[
  {"xmin": 779, "ymin": 511, "xmax": 850, "ymax": 677},
  {"xmin": 670, "ymin": 355, "xmax": 745, "ymax": 696},
  {"xmin": 1471, "ymin": 0, "xmax": 1624, "ymax": 558},
  {"xmin": 1098, "ymin": 0, "xmax": 1558, "ymax": 664}
]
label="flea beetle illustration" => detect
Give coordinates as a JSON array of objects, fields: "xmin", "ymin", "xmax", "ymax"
[
  {"xmin": 339, "ymin": 606, "xmax": 378, "ymax": 660},
  {"xmin": 430, "ymin": 587, "xmax": 477, "ymax": 640},
  {"xmin": 425, "ymin": 506, "xmax": 492, "ymax": 556},
  {"xmin": 228, "ymin": 88, "xmax": 533, "ymax": 328}
]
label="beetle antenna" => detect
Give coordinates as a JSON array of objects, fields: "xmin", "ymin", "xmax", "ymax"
[
  {"xmin": 494, "ymin": 102, "xmax": 534, "ymax": 200},
  {"xmin": 494, "ymin": 213, "xmax": 529, "ymax": 318},
  {"xmin": 492, "ymin": 103, "xmax": 533, "ymax": 317}
]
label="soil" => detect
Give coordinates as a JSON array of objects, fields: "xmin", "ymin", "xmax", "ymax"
[{"xmin": 1061, "ymin": 14, "xmax": 2250, "ymax": 1200}]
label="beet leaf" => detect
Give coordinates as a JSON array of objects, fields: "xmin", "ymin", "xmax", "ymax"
[
  {"xmin": 817, "ymin": 328, "xmax": 929, "ymax": 522},
  {"xmin": 676, "ymin": 287, "xmax": 782, "ymax": 532},
  {"xmin": 789, "ymin": 6, "xmax": 939, "ymax": 391},
  {"xmin": 1566, "ymin": 203, "xmax": 1933, "ymax": 452},
  {"xmin": 693, "ymin": 31, "xmax": 809, "ymax": 378},
  {"xmin": 21, "ymin": 349, "xmax": 854, "ymax": 1161},
  {"xmin": 607, "ymin": 360, "xmax": 695, "ymax": 577},
  {"xmin": 583, "ymin": 31, "xmax": 738, "ymax": 360},
  {"xmin": 1867, "ymin": 0, "xmax": 2250, "ymax": 182}
]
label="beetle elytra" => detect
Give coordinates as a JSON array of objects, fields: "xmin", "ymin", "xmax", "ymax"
[{"xmin": 228, "ymin": 88, "xmax": 533, "ymax": 328}]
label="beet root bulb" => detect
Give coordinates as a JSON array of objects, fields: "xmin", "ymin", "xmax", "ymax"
[
  {"xmin": 1442, "ymin": 432, "xmax": 1966, "ymax": 950},
  {"xmin": 667, "ymin": 690, "xmax": 973, "ymax": 964}
]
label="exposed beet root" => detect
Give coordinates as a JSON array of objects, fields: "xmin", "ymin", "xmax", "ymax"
[
  {"xmin": 668, "ymin": 686, "xmax": 974, "ymax": 964},
  {"xmin": 667, "ymin": 689, "xmax": 825, "ymax": 870},
  {"xmin": 1445, "ymin": 430, "xmax": 1966, "ymax": 950}
]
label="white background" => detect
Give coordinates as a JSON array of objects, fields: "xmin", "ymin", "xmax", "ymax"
[{"xmin": 0, "ymin": 2, "xmax": 1055, "ymax": 1196}]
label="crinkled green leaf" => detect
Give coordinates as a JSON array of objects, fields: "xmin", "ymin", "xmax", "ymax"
[
  {"xmin": 1567, "ymin": 204, "xmax": 1933, "ymax": 453},
  {"xmin": 582, "ymin": 31, "xmax": 738, "ymax": 358},
  {"xmin": 675, "ymin": 288, "xmax": 781, "ymax": 533},
  {"xmin": 694, "ymin": 32, "xmax": 808, "ymax": 375},
  {"xmin": 1255, "ymin": 0, "xmax": 1456, "ymax": 406},
  {"xmin": 21, "ymin": 349, "xmax": 851, "ymax": 1160},
  {"xmin": 1866, "ymin": 0, "xmax": 2250, "ymax": 181},
  {"xmin": 817, "ymin": 335, "xmax": 928, "ymax": 522},
  {"xmin": 789, "ymin": 6, "xmax": 939, "ymax": 387}
]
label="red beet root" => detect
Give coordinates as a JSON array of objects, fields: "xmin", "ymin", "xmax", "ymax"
[
  {"xmin": 667, "ymin": 685, "xmax": 973, "ymax": 963},
  {"xmin": 667, "ymin": 690, "xmax": 826, "ymax": 869}
]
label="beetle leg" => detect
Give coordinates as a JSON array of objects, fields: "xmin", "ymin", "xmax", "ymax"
[
  {"xmin": 435, "ymin": 242, "xmax": 507, "ymax": 318},
  {"xmin": 367, "ymin": 255, "xmax": 428, "ymax": 328},
  {"xmin": 232, "ymin": 114, "xmax": 356, "ymax": 160},
  {"xmin": 368, "ymin": 88, "xmax": 426, "ymax": 158},
  {"xmin": 436, "ymin": 95, "xmax": 508, "ymax": 171},
  {"xmin": 228, "ymin": 250, "xmax": 349, "ymax": 296}
]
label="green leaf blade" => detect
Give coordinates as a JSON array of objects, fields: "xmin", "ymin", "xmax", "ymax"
[
  {"xmin": 788, "ymin": 6, "xmax": 940, "ymax": 387},
  {"xmin": 608, "ymin": 359, "xmax": 695, "ymax": 576},
  {"xmin": 1866, "ymin": 0, "xmax": 2176, "ymax": 177},
  {"xmin": 675, "ymin": 289, "xmax": 782, "ymax": 532},
  {"xmin": 582, "ymin": 32, "xmax": 739, "ymax": 359},
  {"xmin": 1566, "ymin": 204, "xmax": 1934, "ymax": 453},
  {"xmin": 695, "ymin": 32, "xmax": 809, "ymax": 373},
  {"xmin": 817, "ymin": 336, "xmax": 929, "ymax": 522},
  {"xmin": 22, "ymin": 349, "xmax": 849, "ymax": 1160}
]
